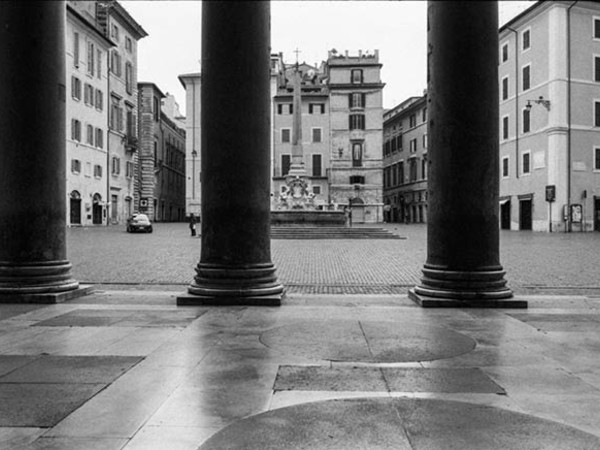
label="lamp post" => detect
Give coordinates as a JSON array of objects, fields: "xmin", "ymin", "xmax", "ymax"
[{"xmin": 191, "ymin": 149, "xmax": 197, "ymax": 202}]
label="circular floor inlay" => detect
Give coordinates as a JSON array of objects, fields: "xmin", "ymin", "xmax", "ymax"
[
  {"xmin": 201, "ymin": 398, "xmax": 600, "ymax": 450},
  {"xmin": 260, "ymin": 320, "xmax": 476, "ymax": 363}
]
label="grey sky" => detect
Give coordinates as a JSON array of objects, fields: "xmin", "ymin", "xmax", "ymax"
[{"xmin": 121, "ymin": 1, "xmax": 533, "ymax": 115}]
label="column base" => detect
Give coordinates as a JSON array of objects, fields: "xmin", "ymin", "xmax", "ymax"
[
  {"xmin": 408, "ymin": 288, "xmax": 527, "ymax": 308},
  {"xmin": 177, "ymin": 262, "xmax": 284, "ymax": 306},
  {"xmin": 0, "ymin": 285, "xmax": 94, "ymax": 304}
]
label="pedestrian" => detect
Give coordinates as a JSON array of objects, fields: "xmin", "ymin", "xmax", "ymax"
[{"xmin": 189, "ymin": 213, "xmax": 197, "ymax": 237}]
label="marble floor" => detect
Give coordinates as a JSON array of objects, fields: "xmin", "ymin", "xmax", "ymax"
[{"xmin": 1, "ymin": 290, "xmax": 600, "ymax": 449}]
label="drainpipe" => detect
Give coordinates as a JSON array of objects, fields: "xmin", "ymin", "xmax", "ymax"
[
  {"xmin": 106, "ymin": 49, "xmax": 111, "ymax": 227},
  {"xmin": 566, "ymin": 1, "xmax": 578, "ymax": 232},
  {"xmin": 507, "ymin": 27, "xmax": 520, "ymax": 180}
]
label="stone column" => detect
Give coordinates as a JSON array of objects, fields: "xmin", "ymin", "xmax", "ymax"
[
  {"xmin": 178, "ymin": 1, "xmax": 283, "ymax": 306},
  {"xmin": 409, "ymin": 1, "xmax": 524, "ymax": 308},
  {"xmin": 0, "ymin": 1, "xmax": 86, "ymax": 303}
]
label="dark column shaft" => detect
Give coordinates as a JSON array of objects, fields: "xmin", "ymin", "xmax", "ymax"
[
  {"xmin": 184, "ymin": 1, "xmax": 283, "ymax": 304},
  {"xmin": 0, "ymin": 1, "xmax": 78, "ymax": 294},
  {"xmin": 411, "ymin": 1, "xmax": 513, "ymax": 303}
]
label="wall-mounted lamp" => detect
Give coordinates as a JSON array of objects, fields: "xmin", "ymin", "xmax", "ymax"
[{"xmin": 525, "ymin": 96, "xmax": 551, "ymax": 111}]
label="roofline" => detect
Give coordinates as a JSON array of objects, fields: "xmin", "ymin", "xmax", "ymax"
[
  {"xmin": 138, "ymin": 82, "xmax": 166, "ymax": 98},
  {"xmin": 178, "ymin": 72, "xmax": 201, "ymax": 89},
  {"xmin": 67, "ymin": 4, "xmax": 116, "ymax": 48},
  {"xmin": 499, "ymin": 1, "xmax": 545, "ymax": 33},
  {"xmin": 110, "ymin": 1, "xmax": 148, "ymax": 39}
]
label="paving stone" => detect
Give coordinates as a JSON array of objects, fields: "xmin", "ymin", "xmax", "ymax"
[
  {"xmin": 0, "ymin": 383, "xmax": 105, "ymax": 427},
  {"xmin": 33, "ymin": 309, "xmax": 204, "ymax": 328},
  {"xmin": 0, "ymin": 355, "xmax": 142, "ymax": 384},
  {"xmin": 200, "ymin": 398, "xmax": 600, "ymax": 450},
  {"xmin": 274, "ymin": 365, "xmax": 388, "ymax": 392},
  {"xmin": 0, "ymin": 355, "xmax": 38, "ymax": 377},
  {"xmin": 26, "ymin": 437, "xmax": 128, "ymax": 450},
  {"xmin": 381, "ymin": 367, "xmax": 505, "ymax": 393}
]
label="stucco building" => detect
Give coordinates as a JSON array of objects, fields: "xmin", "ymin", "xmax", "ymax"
[
  {"xmin": 178, "ymin": 73, "xmax": 202, "ymax": 217},
  {"xmin": 382, "ymin": 95, "xmax": 429, "ymax": 224},
  {"xmin": 271, "ymin": 50, "xmax": 385, "ymax": 223},
  {"xmin": 66, "ymin": 2, "xmax": 114, "ymax": 226},
  {"xmin": 499, "ymin": 0, "xmax": 600, "ymax": 232},
  {"xmin": 137, "ymin": 83, "xmax": 186, "ymax": 222}
]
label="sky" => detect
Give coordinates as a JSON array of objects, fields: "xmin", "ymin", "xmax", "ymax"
[{"xmin": 121, "ymin": 0, "xmax": 534, "ymax": 115}]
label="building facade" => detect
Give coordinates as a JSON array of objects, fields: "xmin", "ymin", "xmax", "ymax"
[
  {"xmin": 499, "ymin": 0, "xmax": 600, "ymax": 232},
  {"xmin": 137, "ymin": 83, "xmax": 186, "ymax": 222},
  {"xmin": 270, "ymin": 50, "xmax": 385, "ymax": 223},
  {"xmin": 178, "ymin": 73, "xmax": 202, "ymax": 217},
  {"xmin": 66, "ymin": 3, "xmax": 114, "ymax": 226},
  {"xmin": 382, "ymin": 95, "xmax": 429, "ymax": 224}
]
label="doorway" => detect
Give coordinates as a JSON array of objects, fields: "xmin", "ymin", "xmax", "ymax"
[
  {"xmin": 500, "ymin": 200, "xmax": 510, "ymax": 230},
  {"xmin": 111, "ymin": 194, "xmax": 118, "ymax": 223},
  {"xmin": 92, "ymin": 193, "xmax": 103, "ymax": 225},
  {"xmin": 70, "ymin": 191, "xmax": 81, "ymax": 225},
  {"xmin": 595, "ymin": 197, "xmax": 600, "ymax": 231},
  {"xmin": 519, "ymin": 199, "xmax": 532, "ymax": 230}
]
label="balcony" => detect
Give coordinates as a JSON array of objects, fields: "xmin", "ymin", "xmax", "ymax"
[{"xmin": 124, "ymin": 134, "xmax": 138, "ymax": 152}]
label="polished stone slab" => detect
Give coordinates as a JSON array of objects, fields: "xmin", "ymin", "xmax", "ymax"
[
  {"xmin": 200, "ymin": 398, "xmax": 600, "ymax": 449},
  {"xmin": 0, "ymin": 285, "xmax": 95, "ymax": 304},
  {"xmin": 0, "ymin": 355, "xmax": 142, "ymax": 383},
  {"xmin": 0, "ymin": 304, "xmax": 46, "ymax": 321},
  {"xmin": 27, "ymin": 437, "xmax": 128, "ymax": 450},
  {"xmin": 0, "ymin": 383, "xmax": 105, "ymax": 427},
  {"xmin": 34, "ymin": 309, "xmax": 205, "ymax": 328},
  {"xmin": 260, "ymin": 320, "xmax": 476, "ymax": 363},
  {"xmin": 0, "ymin": 355, "xmax": 37, "ymax": 377},
  {"xmin": 274, "ymin": 365, "xmax": 504, "ymax": 394}
]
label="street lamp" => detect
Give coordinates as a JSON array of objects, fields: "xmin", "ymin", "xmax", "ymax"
[{"xmin": 525, "ymin": 96, "xmax": 551, "ymax": 111}]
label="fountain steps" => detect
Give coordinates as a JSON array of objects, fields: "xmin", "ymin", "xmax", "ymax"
[{"xmin": 270, "ymin": 226, "xmax": 403, "ymax": 240}]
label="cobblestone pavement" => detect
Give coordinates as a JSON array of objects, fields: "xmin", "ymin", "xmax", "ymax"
[{"xmin": 67, "ymin": 223, "xmax": 600, "ymax": 294}]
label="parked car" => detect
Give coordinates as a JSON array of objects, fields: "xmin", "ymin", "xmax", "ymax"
[{"xmin": 126, "ymin": 214, "xmax": 153, "ymax": 233}]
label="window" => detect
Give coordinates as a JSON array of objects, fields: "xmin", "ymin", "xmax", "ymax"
[
  {"xmin": 312, "ymin": 154, "xmax": 322, "ymax": 176},
  {"xmin": 391, "ymin": 164, "xmax": 397, "ymax": 186},
  {"xmin": 523, "ymin": 108, "xmax": 531, "ymax": 133},
  {"xmin": 86, "ymin": 124, "xmax": 94, "ymax": 145},
  {"xmin": 312, "ymin": 186, "xmax": 321, "ymax": 195},
  {"xmin": 281, "ymin": 154, "xmax": 291, "ymax": 176},
  {"xmin": 422, "ymin": 107, "xmax": 427, "ymax": 122},
  {"xmin": 595, "ymin": 147, "xmax": 600, "ymax": 170},
  {"xmin": 111, "ymin": 24, "xmax": 119, "ymax": 42},
  {"xmin": 73, "ymin": 32, "xmax": 80, "ymax": 68},
  {"xmin": 312, "ymin": 128, "xmax": 322, "ymax": 143},
  {"xmin": 288, "ymin": 104, "xmax": 293, "ymax": 114},
  {"xmin": 351, "ymin": 69, "xmax": 363, "ymax": 84},
  {"xmin": 153, "ymin": 96, "xmax": 160, "ymax": 122},
  {"xmin": 111, "ymin": 50, "xmax": 122, "ymax": 77},
  {"xmin": 125, "ymin": 62, "xmax": 133, "ymax": 94},
  {"xmin": 423, "ymin": 134, "xmax": 428, "ymax": 149},
  {"xmin": 409, "ymin": 158, "xmax": 418, "ymax": 182},
  {"xmin": 522, "ymin": 65, "xmax": 531, "ymax": 91},
  {"xmin": 391, "ymin": 137, "xmax": 397, "ymax": 153},
  {"xmin": 595, "ymin": 101, "xmax": 600, "ymax": 127},
  {"xmin": 409, "ymin": 114, "xmax": 416, "ymax": 128},
  {"xmin": 95, "ymin": 89, "xmax": 103, "ymax": 110},
  {"xmin": 97, "ymin": 49, "xmax": 102, "ymax": 78},
  {"xmin": 351, "ymin": 142, "xmax": 363, "ymax": 167},
  {"xmin": 595, "ymin": 18, "xmax": 600, "ymax": 39},
  {"xmin": 126, "ymin": 161, "xmax": 134, "ymax": 178},
  {"xmin": 95, "ymin": 128, "xmax": 103, "ymax": 149},
  {"xmin": 87, "ymin": 41, "xmax": 95, "ymax": 75},
  {"xmin": 350, "ymin": 175, "xmax": 365, "ymax": 184},
  {"xmin": 410, "ymin": 138, "xmax": 417, "ymax": 153},
  {"xmin": 349, "ymin": 93, "xmax": 365, "ymax": 108},
  {"xmin": 501, "ymin": 43, "xmax": 508, "ymax": 62},
  {"xmin": 71, "ymin": 159, "xmax": 81, "ymax": 173},
  {"xmin": 277, "ymin": 104, "xmax": 283, "ymax": 115},
  {"xmin": 502, "ymin": 76, "xmax": 509, "ymax": 100},
  {"xmin": 126, "ymin": 110, "xmax": 136, "ymax": 137},
  {"xmin": 595, "ymin": 56, "xmax": 600, "ymax": 82},
  {"xmin": 398, "ymin": 161, "xmax": 405, "ymax": 185},
  {"xmin": 309, "ymin": 103, "xmax": 325, "ymax": 114},
  {"xmin": 94, "ymin": 164, "xmax": 102, "ymax": 178},
  {"xmin": 522, "ymin": 29, "xmax": 530, "ymax": 51},
  {"xmin": 522, "ymin": 151, "xmax": 531, "ymax": 175},
  {"xmin": 349, "ymin": 114, "xmax": 365, "ymax": 130},
  {"xmin": 71, "ymin": 119, "xmax": 81, "ymax": 141},
  {"xmin": 71, "ymin": 76, "xmax": 81, "ymax": 100},
  {"xmin": 421, "ymin": 157, "xmax": 427, "ymax": 179},
  {"xmin": 396, "ymin": 134, "xmax": 403, "ymax": 151},
  {"xmin": 110, "ymin": 101, "xmax": 123, "ymax": 131},
  {"xmin": 502, "ymin": 156, "xmax": 509, "ymax": 178},
  {"xmin": 84, "ymin": 84, "xmax": 94, "ymax": 106},
  {"xmin": 281, "ymin": 128, "xmax": 291, "ymax": 143},
  {"xmin": 502, "ymin": 116, "xmax": 509, "ymax": 140},
  {"xmin": 112, "ymin": 156, "xmax": 121, "ymax": 175},
  {"xmin": 125, "ymin": 36, "xmax": 133, "ymax": 53}
]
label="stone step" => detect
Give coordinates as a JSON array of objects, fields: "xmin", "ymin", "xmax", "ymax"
[{"xmin": 270, "ymin": 226, "xmax": 403, "ymax": 240}]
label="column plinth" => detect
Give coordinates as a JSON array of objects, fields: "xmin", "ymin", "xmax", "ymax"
[
  {"xmin": 0, "ymin": 1, "xmax": 87, "ymax": 303},
  {"xmin": 410, "ymin": 1, "xmax": 524, "ymax": 308},
  {"xmin": 178, "ymin": 2, "xmax": 283, "ymax": 306}
]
